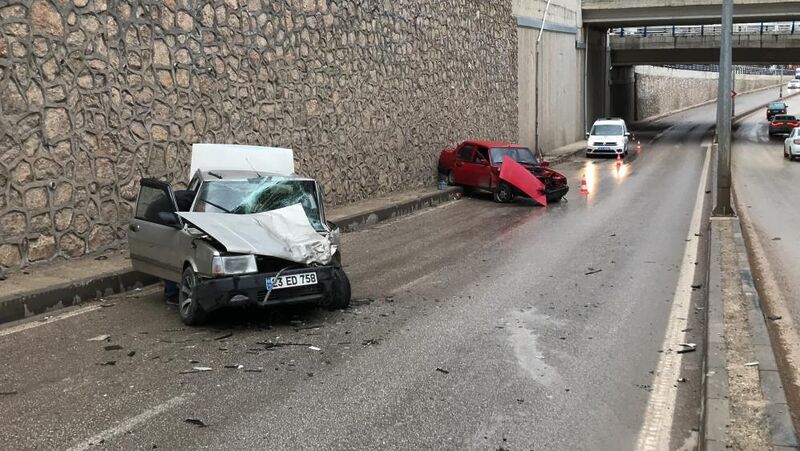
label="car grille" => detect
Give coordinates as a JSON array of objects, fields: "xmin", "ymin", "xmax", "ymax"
[
  {"xmin": 598, "ymin": 142, "xmax": 617, "ymax": 146},
  {"xmin": 257, "ymin": 283, "xmax": 323, "ymax": 302}
]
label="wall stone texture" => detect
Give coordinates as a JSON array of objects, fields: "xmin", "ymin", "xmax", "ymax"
[
  {"xmin": 635, "ymin": 65, "xmax": 780, "ymax": 121},
  {"xmin": 0, "ymin": 0, "xmax": 518, "ymax": 271}
]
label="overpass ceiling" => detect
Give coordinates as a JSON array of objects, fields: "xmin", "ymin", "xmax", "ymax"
[{"xmin": 583, "ymin": 2, "xmax": 800, "ymax": 27}]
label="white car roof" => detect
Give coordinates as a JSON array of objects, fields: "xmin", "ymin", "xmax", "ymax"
[{"xmin": 190, "ymin": 144, "xmax": 295, "ymax": 179}]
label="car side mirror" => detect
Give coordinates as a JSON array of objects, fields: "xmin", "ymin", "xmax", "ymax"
[
  {"xmin": 539, "ymin": 160, "xmax": 550, "ymax": 167},
  {"xmin": 158, "ymin": 211, "xmax": 181, "ymax": 228},
  {"xmin": 585, "ymin": 132, "xmax": 590, "ymax": 138},
  {"xmin": 625, "ymin": 132, "xmax": 631, "ymax": 137}
]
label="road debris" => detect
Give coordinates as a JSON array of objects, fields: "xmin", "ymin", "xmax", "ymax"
[
  {"xmin": 127, "ymin": 351, "xmax": 136, "ymax": 357},
  {"xmin": 245, "ymin": 368, "xmax": 264, "ymax": 373},
  {"xmin": 771, "ymin": 237, "xmax": 781, "ymax": 241},
  {"xmin": 350, "ymin": 298, "xmax": 374, "ymax": 306},
  {"xmin": 677, "ymin": 377, "xmax": 687, "ymax": 383},
  {"xmin": 308, "ymin": 346, "xmax": 321, "ymax": 351},
  {"xmin": 192, "ymin": 367, "xmax": 213, "ymax": 372},
  {"xmin": 435, "ymin": 367, "xmax": 450, "ymax": 374},
  {"xmin": 691, "ymin": 284, "xmax": 703, "ymax": 290},
  {"xmin": 214, "ymin": 332, "xmax": 233, "ymax": 340},
  {"xmin": 676, "ymin": 343, "xmax": 697, "ymax": 354},
  {"xmin": 99, "ymin": 302, "xmax": 116, "ymax": 308},
  {"xmin": 584, "ymin": 268, "xmax": 602, "ymax": 276},
  {"xmin": 0, "ymin": 390, "xmax": 18, "ymax": 396},
  {"xmin": 224, "ymin": 364, "xmax": 244, "ymax": 369},
  {"xmin": 258, "ymin": 341, "xmax": 311, "ymax": 349},
  {"xmin": 104, "ymin": 344, "xmax": 123, "ymax": 351},
  {"xmin": 744, "ymin": 362, "xmax": 759, "ymax": 367},
  {"xmin": 362, "ymin": 338, "xmax": 380, "ymax": 346},
  {"xmin": 99, "ymin": 361, "xmax": 116, "ymax": 366},
  {"xmin": 767, "ymin": 315, "xmax": 782, "ymax": 321},
  {"xmin": 87, "ymin": 334, "xmax": 111, "ymax": 342},
  {"xmin": 184, "ymin": 418, "xmax": 207, "ymax": 428}
]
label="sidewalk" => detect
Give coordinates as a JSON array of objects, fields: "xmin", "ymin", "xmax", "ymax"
[{"xmin": 0, "ymin": 186, "xmax": 462, "ymax": 325}]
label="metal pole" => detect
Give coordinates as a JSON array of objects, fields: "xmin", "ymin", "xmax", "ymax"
[
  {"xmin": 714, "ymin": 0, "xmax": 734, "ymax": 216},
  {"xmin": 534, "ymin": 0, "xmax": 552, "ymax": 156}
]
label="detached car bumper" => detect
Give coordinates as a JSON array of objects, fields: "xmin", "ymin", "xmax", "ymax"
[{"xmin": 193, "ymin": 266, "xmax": 337, "ymax": 312}]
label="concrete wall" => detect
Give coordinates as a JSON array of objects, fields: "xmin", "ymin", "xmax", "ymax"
[
  {"xmin": 0, "ymin": 0, "xmax": 518, "ymax": 271},
  {"xmin": 635, "ymin": 66, "xmax": 780, "ymax": 121},
  {"xmin": 514, "ymin": 0, "xmax": 585, "ymax": 153}
]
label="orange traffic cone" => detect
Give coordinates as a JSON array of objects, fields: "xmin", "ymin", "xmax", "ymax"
[
  {"xmin": 580, "ymin": 174, "xmax": 589, "ymax": 194},
  {"xmin": 616, "ymin": 153, "xmax": 622, "ymax": 168},
  {"xmin": 636, "ymin": 140, "xmax": 642, "ymax": 153}
]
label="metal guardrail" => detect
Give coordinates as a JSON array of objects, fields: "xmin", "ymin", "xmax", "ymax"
[
  {"xmin": 613, "ymin": 22, "xmax": 798, "ymax": 37},
  {"xmin": 660, "ymin": 64, "xmax": 794, "ymax": 76}
]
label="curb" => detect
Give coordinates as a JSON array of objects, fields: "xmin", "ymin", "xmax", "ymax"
[
  {"xmin": 0, "ymin": 270, "xmax": 157, "ymax": 325},
  {"xmin": 329, "ymin": 187, "xmax": 462, "ymax": 233},
  {"xmin": 0, "ymin": 187, "xmax": 464, "ymax": 326}
]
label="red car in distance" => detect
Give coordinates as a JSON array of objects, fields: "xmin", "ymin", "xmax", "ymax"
[{"xmin": 438, "ymin": 140, "xmax": 569, "ymax": 203}]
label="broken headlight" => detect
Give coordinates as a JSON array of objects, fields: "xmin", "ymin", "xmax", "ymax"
[{"xmin": 211, "ymin": 255, "xmax": 257, "ymax": 277}]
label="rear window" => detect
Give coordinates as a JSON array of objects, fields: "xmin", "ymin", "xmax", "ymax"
[
  {"xmin": 768, "ymin": 103, "xmax": 786, "ymax": 109},
  {"xmin": 773, "ymin": 115, "xmax": 796, "ymax": 121}
]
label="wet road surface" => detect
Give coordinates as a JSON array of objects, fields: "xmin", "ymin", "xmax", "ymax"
[{"xmin": 0, "ymin": 88, "xmax": 787, "ymax": 450}]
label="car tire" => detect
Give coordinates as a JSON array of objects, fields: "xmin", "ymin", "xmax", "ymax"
[
  {"xmin": 322, "ymin": 268, "xmax": 351, "ymax": 310},
  {"xmin": 493, "ymin": 182, "xmax": 515, "ymax": 203},
  {"xmin": 178, "ymin": 266, "xmax": 208, "ymax": 326},
  {"xmin": 446, "ymin": 171, "xmax": 456, "ymax": 186}
]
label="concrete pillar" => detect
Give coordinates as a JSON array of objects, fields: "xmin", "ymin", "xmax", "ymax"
[
  {"xmin": 610, "ymin": 66, "xmax": 636, "ymax": 123},
  {"xmin": 585, "ymin": 26, "xmax": 609, "ymax": 128}
]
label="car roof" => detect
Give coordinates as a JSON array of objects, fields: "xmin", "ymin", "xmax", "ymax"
[
  {"xmin": 195, "ymin": 169, "xmax": 315, "ymax": 182},
  {"xmin": 463, "ymin": 140, "xmax": 527, "ymax": 148},
  {"xmin": 592, "ymin": 118, "xmax": 626, "ymax": 125}
]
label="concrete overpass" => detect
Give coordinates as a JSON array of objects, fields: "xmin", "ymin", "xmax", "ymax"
[
  {"xmin": 582, "ymin": 0, "xmax": 800, "ymax": 26},
  {"xmin": 610, "ymin": 33, "xmax": 800, "ymax": 65}
]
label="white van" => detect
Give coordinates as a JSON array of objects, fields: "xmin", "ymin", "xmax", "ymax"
[{"xmin": 586, "ymin": 118, "xmax": 631, "ymax": 157}]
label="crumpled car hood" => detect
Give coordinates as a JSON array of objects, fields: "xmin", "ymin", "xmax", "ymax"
[{"xmin": 177, "ymin": 204, "xmax": 332, "ymax": 266}]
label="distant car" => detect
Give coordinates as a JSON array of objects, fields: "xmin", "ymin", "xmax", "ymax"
[
  {"xmin": 769, "ymin": 115, "xmax": 799, "ymax": 136},
  {"xmin": 438, "ymin": 141, "xmax": 569, "ymax": 203},
  {"xmin": 766, "ymin": 102, "xmax": 788, "ymax": 120},
  {"xmin": 784, "ymin": 128, "xmax": 800, "ymax": 160},
  {"xmin": 789, "ymin": 79, "xmax": 800, "ymax": 90},
  {"xmin": 585, "ymin": 118, "xmax": 631, "ymax": 157}
]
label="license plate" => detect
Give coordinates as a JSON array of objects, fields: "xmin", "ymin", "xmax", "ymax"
[
  {"xmin": 596, "ymin": 147, "xmax": 613, "ymax": 151},
  {"xmin": 266, "ymin": 272, "xmax": 318, "ymax": 290}
]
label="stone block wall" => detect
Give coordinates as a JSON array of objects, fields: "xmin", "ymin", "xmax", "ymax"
[
  {"xmin": 635, "ymin": 66, "xmax": 779, "ymax": 121},
  {"xmin": 0, "ymin": 0, "xmax": 518, "ymax": 271}
]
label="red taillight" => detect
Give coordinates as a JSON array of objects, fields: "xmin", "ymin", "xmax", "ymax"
[
  {"xmin": 773, "ymin": 122, "xmax": 784, "ymax": 126},
  {"xmin": 794, "ymin": 139, "xmax": 800, "ymax": 145}
]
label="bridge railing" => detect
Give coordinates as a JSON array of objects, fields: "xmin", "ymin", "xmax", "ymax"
[
  {"xmin": 660, "ymin": 64, "xmax": 794, "ymax": 76},
  {"xmin": 612, "ymin": 22, "xmax": 798, "ymax": 37}
]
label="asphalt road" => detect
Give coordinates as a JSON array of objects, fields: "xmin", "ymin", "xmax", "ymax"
[
  {"xmin": 0, "ymin": 88, "xmax": 787, "ymax": 450},
  {"xmin": 731, "ymin": 94, "xmax": 800, "ymax": 426}
]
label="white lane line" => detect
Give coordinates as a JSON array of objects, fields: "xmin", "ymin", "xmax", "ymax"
[
  {"xmin": 0, "ymin": 285, "xmax": 161, "ymax": 338},
  {"xmin": 67, "ymin": 394, "xmax": 193, "ymax": 451},
  {"xmin": 0, "ymin": 305, "xmax": 102, "ymax": 338},
  {"xmin": 636, "ymin": 145, "xmax": 711, "ymax": 451}
]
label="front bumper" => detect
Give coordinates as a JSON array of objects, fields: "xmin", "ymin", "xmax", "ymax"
[
  {"xmin": 510, "ymin": 184, "xmax": 569, "ymax": 202},
  {"xmin": 193, "ymin": 266, "xmax": 336, "ymax": 312},
  {"xmin": 586, "ymin": 146, "xmax": 624, "ymax": 155}
]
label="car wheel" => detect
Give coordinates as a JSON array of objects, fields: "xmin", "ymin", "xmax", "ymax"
[
  {"xmin": 322, "ymin": 268, "xmax": 351, "ymax": 310},
  {"xmin": 178, "ymin": 266, "xmax": 208, "ymax": 326},
  {"xmin": 493, "ymin": 182, "xmax": 515, "ymax": 203}
]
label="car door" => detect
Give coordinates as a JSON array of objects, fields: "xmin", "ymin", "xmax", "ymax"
[
  {"xmin": 128, "ymin": 178, "xmax": 185, "ymax": 282},
  {"xmin": 452, "ymin": 144, "xmax": 477, "ymax": 185},
  {"xmin": 472, "ymin": 147, "xmax": 493, "ymax": 189},
  {"xmin": 454, "ymin": 145, "xmax": 489, "ymax": 187}
]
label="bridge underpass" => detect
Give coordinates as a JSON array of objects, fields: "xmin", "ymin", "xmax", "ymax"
[{"xmin": 582, "ymin": 0, "xmax": 800, "ymax": 27}]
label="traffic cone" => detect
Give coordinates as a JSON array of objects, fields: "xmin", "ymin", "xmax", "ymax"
[
  {"xmin": 580, "ymin": 174, "xmax": 589, "ymax": 194},
  {"xmin": 636, "ymin": 140, "xmax": 642, "ymax": 153},
  {"xmin": 616, "ymin": 153, "xmax": 622, "ymax": 168}
]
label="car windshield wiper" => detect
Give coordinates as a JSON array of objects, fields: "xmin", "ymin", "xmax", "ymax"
[{"xmin": 200, "ymin": 199, "xmax": 231, "ymax": 213}]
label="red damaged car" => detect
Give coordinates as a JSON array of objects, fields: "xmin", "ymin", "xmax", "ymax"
[{"xmin": 438, "ymin": 140, "xmax": 569, "ymax": 204}]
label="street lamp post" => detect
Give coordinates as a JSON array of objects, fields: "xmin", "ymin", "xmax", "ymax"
[{"xmin": 714, "ymin": 0, "xmax": 734, "ymax": 216}]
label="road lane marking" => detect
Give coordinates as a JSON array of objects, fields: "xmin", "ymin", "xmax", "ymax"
[
  {"xmin": 67, "ymin": 394, "xmax": 193, "ymax": 451},
  {"xmin": 0, "ymin": 305, "xmax": 102, "ymax": 338},
  {"xmin": 636, "ymin": 145, "xmax": 711, "ymax": 451},
  {"xmin": 0, "ymin": 285, "xmax": 161, "ymax": 338}
]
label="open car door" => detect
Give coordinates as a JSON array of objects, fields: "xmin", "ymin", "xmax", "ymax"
[{"xmin": 128, "ymin": 178, "xmax": 184, "ymax": 282}]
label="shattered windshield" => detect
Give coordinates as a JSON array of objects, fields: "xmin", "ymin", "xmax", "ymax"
[
  {"xmin": 193, "ymin": 177, "xmax": 324, "ymax": 231},
  {"xmin": 490, "ymin": 147, "xmax": 540, "ymax": 165}
]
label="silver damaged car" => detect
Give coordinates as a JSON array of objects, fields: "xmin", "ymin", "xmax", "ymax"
[{"xmin": 128, "ymin": 145, "xmax": 351, "ymax": 325}]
